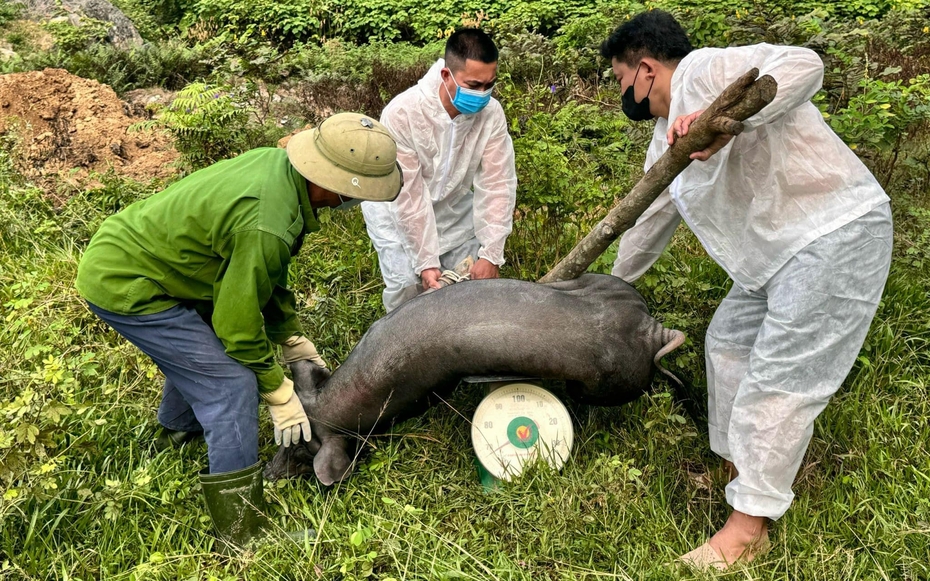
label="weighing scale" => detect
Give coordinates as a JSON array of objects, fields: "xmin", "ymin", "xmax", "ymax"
[{"xmin": 464, "ymin": 376, "xmax": 574, "ymax": 487}]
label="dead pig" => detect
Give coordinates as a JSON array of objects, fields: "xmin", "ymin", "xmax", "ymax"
[{"xmin": 264, "ymin": 273, "xmax": 687, "ymax": 485}]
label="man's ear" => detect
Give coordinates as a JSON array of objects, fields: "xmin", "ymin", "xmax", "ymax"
[{"xmin": 640, "ymin": 57, "xmax": 659, "ymax": 80}]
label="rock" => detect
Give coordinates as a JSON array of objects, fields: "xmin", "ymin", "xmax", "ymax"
[
  {"xmin": 122, "ymin": 87, "xmax": 175, "ymax": 118},
  {"xmin": 21, "ymin": 0, "xmax": 144, "ymax": 49}
]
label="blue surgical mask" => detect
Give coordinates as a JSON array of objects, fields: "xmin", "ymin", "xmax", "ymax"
[
  {"xmin": 444, "ymin": 69, "xmax": 492, "ymax": 115},
  {"xmin": 335, "ymin": 193, "xmax": 362, "ymax": 211}
]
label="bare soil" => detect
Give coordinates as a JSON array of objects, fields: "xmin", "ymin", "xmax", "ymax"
[{"xmin": 0, "ymin": 68, "xmax": 178, "ymax": 189}]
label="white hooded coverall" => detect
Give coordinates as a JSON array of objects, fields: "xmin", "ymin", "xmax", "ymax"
[
  {"xmin": 612, "ymin": 44, "xmax": 892, "ymax": 519},
  {"xmin": 362, "ymin": 59, "xmax": 518, "ymax": 311}
]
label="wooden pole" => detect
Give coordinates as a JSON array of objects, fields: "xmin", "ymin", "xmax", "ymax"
[{"xmin": 539, "ymin": 68, "xmax": 777, "ymax": 283}]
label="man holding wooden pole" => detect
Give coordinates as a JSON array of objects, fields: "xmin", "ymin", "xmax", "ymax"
[{"xmin": 598, "ymin": 10, "xmax": 892, "ymax": 570}]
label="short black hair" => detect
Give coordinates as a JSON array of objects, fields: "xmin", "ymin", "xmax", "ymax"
[
  {"xmin": 600, "ymin": 10, "xmax": 692, "ymax": 66},
  {"xmin": 445, "ymin": 28, "xmax": 499, "ymax": 71}
]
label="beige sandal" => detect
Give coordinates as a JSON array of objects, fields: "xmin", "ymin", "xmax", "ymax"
[
  {"xmin": 678, "ymin": 542, "xmax": 729, "ymax": 571},
  {"xmin": 678, "ymin": 531, "xmax": 771, "ymax": 572}
]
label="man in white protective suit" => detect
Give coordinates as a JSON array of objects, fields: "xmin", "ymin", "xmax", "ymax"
[
  {"xmin": 601, "ymin": 10, "xmax": 892, "ymax": 570},
  {"xmin": 361, "ymin": 28, "xmax": 517, "ymax": 312}
]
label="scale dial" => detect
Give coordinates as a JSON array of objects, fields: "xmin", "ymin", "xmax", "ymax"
[{"xmin": 471, "ymin": 383, "xmax": 573, "ymax": 481}]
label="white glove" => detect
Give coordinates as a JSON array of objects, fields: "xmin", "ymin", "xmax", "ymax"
[
  {"xmin": 261, "ymin": 377, "xmax": 311, "ymax": 447},
  {"xmin": 281, "ymin": 335, "xmax": 328, "ymax": 368}
]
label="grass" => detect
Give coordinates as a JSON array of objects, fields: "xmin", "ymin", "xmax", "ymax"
[{"xmin": 1, "ymin": 148, "xmax": 928, "ymax": 580}]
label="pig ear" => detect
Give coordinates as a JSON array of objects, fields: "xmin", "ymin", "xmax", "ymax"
[{"xmin": 289, "ymin": 360, "xmax": 331, "ymax": 397}]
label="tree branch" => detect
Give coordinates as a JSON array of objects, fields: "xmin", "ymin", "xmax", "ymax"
[{"xmin": 539, "ymin": 68, "xmax": 778, "ymax": 283}]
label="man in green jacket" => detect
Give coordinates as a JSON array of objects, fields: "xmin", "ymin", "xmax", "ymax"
[{"xmin": 76, "ymin": 113, "xmax": 401, "ymax": 550}]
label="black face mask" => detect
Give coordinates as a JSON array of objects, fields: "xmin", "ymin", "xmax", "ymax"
[{"xmin": 621, "ymin": 64, "xmax": 655, "ymax": 122}]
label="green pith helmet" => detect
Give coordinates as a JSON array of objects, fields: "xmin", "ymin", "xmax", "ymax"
[{"xmin": 286, "ymin": 112, "xmax": 402, "ymax": 202}]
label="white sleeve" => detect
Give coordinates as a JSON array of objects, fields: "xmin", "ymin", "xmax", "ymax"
[
  {"xmin": 472, "ymin": 109, "xmax": 517, "ymax": 266},
  {"xmin": 612, "ymin": 128, "xmax": 682, "ymax": 283},
  {"xmin": 702, "ymin": 44, "xmax": 824, "ymax": 131},
  {"xmin": 381, "ymin": 108, "xmax": 441, "ymax": 275},
  {"xmin": 612, "ymin": 187, "xmax": 681, "ymax": 283}
]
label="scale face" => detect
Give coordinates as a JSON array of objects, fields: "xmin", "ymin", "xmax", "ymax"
[{"xmin": 471, "ymin": 383, "xmax": 573, "ymax": 481}]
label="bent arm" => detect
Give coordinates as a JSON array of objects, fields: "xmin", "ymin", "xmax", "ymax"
[
  {"xmin": 704, "ymin": 44, "xmax": 823, "ymax": 131},
  {"xmin": 472, "ymin": 113, "xmax": 517, "ymax": 265},
  {"xmin": 612, "ymin": 188, "xmax": 681, "ymax": 283},
  {"xmin": 263, "ymin": 282, "xmax": 303, "ymax": 345},
  {"xmin": 212, "ymin": 230, "xmax": 290, "ymax": 394}
]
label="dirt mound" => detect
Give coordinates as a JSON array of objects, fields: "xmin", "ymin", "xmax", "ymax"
[{"xmin": 0, "ymin": 68, "xmax": 178, "ymax": 187}]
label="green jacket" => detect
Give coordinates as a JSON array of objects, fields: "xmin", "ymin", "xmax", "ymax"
[{"xmin": 76, "ymin": 148, "xmax": 320, "ymax": 393}]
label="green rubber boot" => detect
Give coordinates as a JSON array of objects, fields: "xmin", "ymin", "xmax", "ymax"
[{"xmin": 200, "ymin": 462, "xmax": 313, "ymax": 553}]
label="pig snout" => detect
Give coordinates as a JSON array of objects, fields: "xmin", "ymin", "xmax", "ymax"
[
  {"xmin": 263, "ymin": 359, "xmax": 331, "ymax": 481},
  {"xmin": 264, "ymin": 440, "xmax": 316, "ymax": 480}
]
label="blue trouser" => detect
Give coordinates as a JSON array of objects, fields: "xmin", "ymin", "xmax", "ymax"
[{"xmin": 87, "ymin": 302, "xmax": 259, "ymax": 473}]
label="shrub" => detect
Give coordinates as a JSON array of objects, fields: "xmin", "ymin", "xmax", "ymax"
[
  {"xmin": 0, "ymin": 1, "xmax": 24, "ymax": 27},
  {"xmin": 326, "ymin": 0, "xmax": 618, "ymax": 44},
  {"xmin": 42, "ymin": 16, "xmax": 110, "ymax": 54},
  {"xmin": 281, "ymin": 39, "xmax": 441, "ymax": 83},
  {"xmin": 552, "ymin": 10, "xmax": 628, "ymax": 80},
  {"xmin": 132, "ymin": 82, "xmax": 251, "ymax": 170},
  {"xmin": 22, "ymin": 39, "xmax": 217, "ymax": 94},
  {"xmin": 829, "ymin": 73, "xmax": 930, "ymax": 186},
  {"xmin": 274, "ymin": 40, "xmax": 438, "ymax": 123},
  {"xmin": 109, "ymin": 0, "xmax": 199, "ymax": 40},
  {"xmin": 177, "ymin": 0, "xmax": 654, "ymax": 46},
  {"xmin": 184, "ymin": 0, "xmax": 336, "ymax": 46}
]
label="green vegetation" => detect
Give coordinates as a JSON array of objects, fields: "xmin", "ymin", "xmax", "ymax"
[
  {"xmin": 130, "ymin": 82, "xmax": 254, "ymax": 168},
  {"xmin": 2, "ymin": 0, "xmax": 930, "ymax": 578},
  {"xmin": 0, "ymin": 3, "xmax": 24, "ymax": 29}
]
